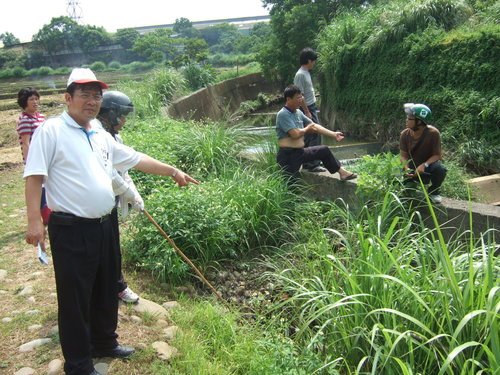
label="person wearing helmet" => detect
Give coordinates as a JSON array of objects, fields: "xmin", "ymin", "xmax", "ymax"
[
  {"xmin": 98, "ymin": 91, "xmax": 141, "ymax": 304},
  {"xmin": 400, "ymin": 103, "xmax": 447, "ymax": 203}
]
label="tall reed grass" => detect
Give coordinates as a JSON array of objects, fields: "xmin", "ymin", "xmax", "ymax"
[{"xmin": 266, "ymin": 192, "xmax": 499, "ymax": 374}]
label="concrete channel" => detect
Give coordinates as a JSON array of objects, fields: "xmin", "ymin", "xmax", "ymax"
[{"xmin": 167, "ymin": 73, "xmax": 500, "ymax": 240}]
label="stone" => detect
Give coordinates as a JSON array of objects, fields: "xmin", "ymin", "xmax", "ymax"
[
  {"xmin": 27, "ymin": 296, "xmax": 36, "ymax": 304},
  {"xmin": 156, "ymin": 319, "xmax": 169, "ymax": 327},
  {"xmin": 47, "ymin": 358, "xmax": 63, "ymax": 375},
  {"xmin": 2, "ymin": 317, "xmax": 13, "ymax": 323},
  {"xmin": 50, "ymin": 325, "xmax": 59, "ymax": 335},
  {"xmin": 163, "ymin": 326, "xmax": 179, "ymax": 341},
  {"xmin": 31, "ymin": 271, "xmax": 44, "ymax": 277},
  {"xmin": 0, "ymin": 269, "xmax": 7, "ymax": 281},
  {"xmin": 94, "ymin": 362, "xmax": 109, "ymax": 374},
  {"xmin": 162, "ymin": 301, "xmax": 179, "ymax": 310},
  {"xmin": 133, "ymin": 298, "xmax": 169, "ymax": 319},
  {"xmin": 28, "ymin": 324, "xmax": 43, "ymax": 331},
  {"xmin": 152, "ymin": 341, "xmax": 178, "ymax": 361},
  {"xmin": 0, "ymin": 290, "xmax": 7, "ymax": 294},
  {"xmin": 130, "ymin": 315, "xmax": 142, "ymax": 324},
  {"xmin": 50, "ymin": 292, "xmax": 57, "ymax": 298},
  {"xmin": 18, "ymin": 285, "xmax": 33, "ymax": 296},
  {"xmin": 25, "ymin": 309, "xmax": 40, "ymax": 316},
  {"xmin": 19, "ymin": 338, "xmax": 51, "ymax": 352},
  {"xmin": 14, "ymin": 368, "xmax": 35, "ymax": 375}
]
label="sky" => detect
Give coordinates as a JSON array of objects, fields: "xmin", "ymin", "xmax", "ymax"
[{"xmin": 0, "ymin": 0, "xmax": 270, "ymax": 43}]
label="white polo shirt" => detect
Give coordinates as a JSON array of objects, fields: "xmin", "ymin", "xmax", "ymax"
[{"xmin": 24, "ymin": 111, "xmax": 141, "ymax": 218}]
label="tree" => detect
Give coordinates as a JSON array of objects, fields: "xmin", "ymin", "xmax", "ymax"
[
  {"xmin": 115, "ymin": 28, "xmax": 140, "ymax": 50},
  {"xmin": 0, "ymin": 32, "xmax": 21, "ymax": 47},
  {"xmin": 173, "ymin": 17, "xmax": 200, "ymax": 38},
  {"xmin": 32, "ymin": 17, "xmax": 80, "ymax": 54},
  {"xmin": 75, "ymin": 25, "xmax": 112, "ymax": 53},
  {"xmin": 200, "ymin": 23, "xmax": 239, "ymax": 47},
  {"xmin": 258, "ymin": 0, "xmax": 367, "ymax": 83},
  {"xmin": 132, "ymin": 29, "xmax": 177, "ymax": 63}
]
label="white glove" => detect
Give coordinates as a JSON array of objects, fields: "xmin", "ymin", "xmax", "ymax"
[
  {"xmin": 122, "ymin": 187, "xmax": 136, "ymax": 205},
  {"xmin": 132, "ymin": 194, "xmax": 144, "ymax": 212}
]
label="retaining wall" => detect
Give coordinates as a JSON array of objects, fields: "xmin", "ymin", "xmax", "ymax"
[
  {"xmin": 167, "ymin": 73, "xmax": 280, "ymax": 122},
  {"xmin": 301, "ymin": 170, "xmax": 500, "ymax": 239}
]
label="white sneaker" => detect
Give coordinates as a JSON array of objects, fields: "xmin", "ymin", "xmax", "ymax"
[
  {"xmin": 118, "ymin": 287, "xmax": 140, "ymax": 304},
  {"xmin": 430, "ymin": 194, "xmax": 442, "ymax": 204}
]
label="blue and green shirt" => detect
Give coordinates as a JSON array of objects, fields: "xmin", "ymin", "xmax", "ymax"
[{"xmin": 275, "ymin": 106, "xmax": 312, "ymax": 139}]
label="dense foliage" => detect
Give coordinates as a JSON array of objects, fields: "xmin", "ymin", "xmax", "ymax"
[
  {"xmin": 258, "ymin": 0, "xmax": 366, "ymax": 83},
  {"xmin": 317, "ymin": 0, "xmax": 500, "ymax": 173}
]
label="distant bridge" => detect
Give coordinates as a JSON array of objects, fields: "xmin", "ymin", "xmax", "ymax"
[{"xmin": 125, "ymin": 15, "xmax": 270, "ymax": 35}]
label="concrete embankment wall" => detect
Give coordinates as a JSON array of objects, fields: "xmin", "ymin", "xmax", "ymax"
[
  {"xmin": 168, "ymin": 73, "xmax": 280, "ymax": 122},
  {"xmin": 301, "ymin": 170, "xmax": 500, "ymax": 240}
]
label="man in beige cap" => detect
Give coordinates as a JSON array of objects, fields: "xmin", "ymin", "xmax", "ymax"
[{"xmin": 23, "ymin": 68, "xmax": 198, "ymax": 375}]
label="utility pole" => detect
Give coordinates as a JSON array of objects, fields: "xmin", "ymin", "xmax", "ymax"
[{"xmin": 67, "ymin": 0, "xmax": 83, "ymax": 23}]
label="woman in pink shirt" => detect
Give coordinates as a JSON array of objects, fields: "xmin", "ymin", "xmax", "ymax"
[
  {"xmin": 16, "ymin": 87, "xmax": 51, "ymax": 225},
  {"xmin": 16, "ymin": 87, "xmax": 46, "ymax": 162}
]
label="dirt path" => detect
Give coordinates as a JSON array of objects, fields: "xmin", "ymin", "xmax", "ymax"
[{"xmin": 0, "ymin": 150, "xmax": 181, "ymax": 374}]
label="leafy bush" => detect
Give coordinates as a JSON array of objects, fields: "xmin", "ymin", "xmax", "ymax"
[
  {"xmin": 182, "ymin": 63, "xmax": 215, "ymax": 91},
  {"xmin": 29, "ymin": 66, "xmax": 53, "ymax": 76},
  {"xmin": 90, "ymin": 61, "xmax": 106, "ymax": 72},
  {"xmin": 123, "ymin": 61, "xmax": 155, "ymax": 73},
  {"xmin": 117, "ymin": 68, "xmax": 185, "ymax": 118},
  {"xmin": 354, "ymin": 152, "xmax": 476, "ymax": 202},
  {"xmin": 207, "ymin": 53, "xmax": 256, "ymax": 67},
  {"xmin": 124, "ymin": 170, "xmax": 295, "ymax": 282},
  {"xmin": 108, "ymin": 60, "xmax": 121, "ymax": 70},
  {"xmin": 11, "ymin": 66, "xmax": 27, "ymax": 78}
]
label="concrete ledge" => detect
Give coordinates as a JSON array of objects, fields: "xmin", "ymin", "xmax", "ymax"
[
  {"xmin": 167, "ymin": 73, "xmax": 279, "ymax": 122},
  {"xmin": 301, "ymin": 170, "xmax": 500, "ymax": 239}
]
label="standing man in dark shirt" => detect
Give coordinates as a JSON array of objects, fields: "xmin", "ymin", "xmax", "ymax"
[{"xmin": 400, "ymin": 103, "xmax": 447, "ymax": 203}]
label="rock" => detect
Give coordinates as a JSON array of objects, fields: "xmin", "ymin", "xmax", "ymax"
[
  {"xmin": 14, "ymin": 368, "xmax": 35, "ymax": 375},
  {"xmin": 156, "ymin": 319, "xmax": 169, "ymax": 327},
  {"xmin": 50, "ymin": 292, "xmax": 57, "ymax": 298},
  {"xmin": 133, "ymin": 298, "xmax": 169, "ymax": 319},
  {"xmin": 0, "ymin": 290, "xmax": 7, "ymax": 294},
  {"xmin": 47, "ymin": 358, "xmax": 63, "ymax": 375},
  {"xmin": 152, "ymin": 341, "xmax": 178, "ymax": 361},
  {"xmin": 18, "ymin": 285, "xmax": 33, "ymax": 296},
  {"xmin": 94, "ymin": 362, "xmax": 109, "ymax": 374},
  {"xmin": 162, "ymin": 301, "xmax": 179, "ymax": 310},
  {"xmin": 163, "ymin": 326, "xmax": 179, "ymax": 341},
  {"xmin": 50, "ymin": 325, "xmax": 59, "ymax": 335},
  {"xmin": 0, "ymin": 269, "xmax": 7, "ymax": 281},
  {"xmin": 26, "ymin": 309, "xmax": 40, "ymax": 316},
  {"xmin": 130, "ymin": 315, "xmax": 142, "ymax": 324},
  {"xmin": 2, "ymin": 317, "xmax": 13, "ymax": 323},
  {"xmin": 19, "ymin": 337, "xmax": 51, "ymax": 352},
  {"xmin": 27, "ymin": 296, "xmax": 36, "ymax": 304},
  {"xmin": 28, "ymin": 324, "xmax": 43, "ymax": 331}
]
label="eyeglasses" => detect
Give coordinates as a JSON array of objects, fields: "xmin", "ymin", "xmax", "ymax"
[{"xmin": 75, "ymin": 93, "xmax": 103, "ymax": 102}]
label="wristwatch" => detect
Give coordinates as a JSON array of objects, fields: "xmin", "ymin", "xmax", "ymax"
[{"xmin": 424, "ymin": 163, "xmax": 429, "ymax": 168}]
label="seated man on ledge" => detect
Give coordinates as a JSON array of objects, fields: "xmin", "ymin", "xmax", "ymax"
[
  {"xmin": 276, "ymin": 84, "xmax": 357, "ymax": 182},
  {"xmin": 400, "ymin": 102, "xmax": 447, "ymax": 204}
]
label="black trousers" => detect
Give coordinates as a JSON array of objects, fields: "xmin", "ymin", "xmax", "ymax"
[
  {"xmin": 110, "ymin": 207, "xmax": 127, "ymax": 293},
  {"xmin": 302, "ymin": 103, "xmax": 322, "ymax": 169},
  {"xmin": 49, "ymin": 213, "xmax": 119, "ymax": 375},
  {"xmin": 406, "ymin": 161, "xmax": 447, "ymax": 195},
  {"xmin": 277, "ymin": 145, "xmax": 341, "ymax": 182}
]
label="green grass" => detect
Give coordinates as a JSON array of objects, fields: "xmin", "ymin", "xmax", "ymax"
[{"xmin": 264, "ymin": 192, "xmax": 499, "ymax": 374}]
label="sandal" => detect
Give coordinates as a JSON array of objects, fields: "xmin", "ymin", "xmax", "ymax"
[{"xmin": 340, "ymin": 173, "xmax": 357, "ymax": 181}]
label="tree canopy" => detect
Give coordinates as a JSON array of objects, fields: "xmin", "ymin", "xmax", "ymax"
[{"xmin": 0, "ymin": 32, "xmax": 20, "ymax": 47}]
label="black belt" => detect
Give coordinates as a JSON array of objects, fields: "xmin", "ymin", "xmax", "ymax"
[{"xmin": 50, "ymin": 211, "xmax": 111, "ymax": 225}]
